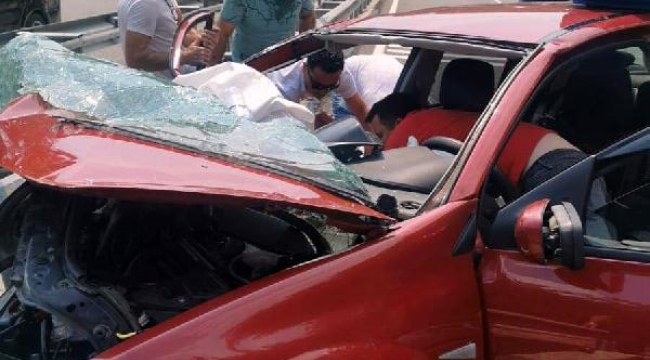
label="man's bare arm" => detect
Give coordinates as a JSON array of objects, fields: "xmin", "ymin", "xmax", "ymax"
[
  {"xmin": 345, "ymin": 93, "xmax": 370, "ymax": 128},
  {"xmin": 124, "ymin": 30, "xmax": 211, "ymax": 72},
  {"xmin": 211, "ymin": 18, "xmax": 235, "ymax": 63},
  {"xmin": 124, "ymin": 30, "xmax": 169, "ymax": 71},
  {"xmin": 200, "ymin": 29, "xmax": 222, "ymax": 66},
  {"xmin": 184, "ymin": 28, "xmax": 202, "ymax": 46},
  {"xmin": 299, "ymin": 10, "xmax": 315, "ymax": 32}
]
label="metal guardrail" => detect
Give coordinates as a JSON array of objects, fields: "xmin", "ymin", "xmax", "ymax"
[{"xmin": 0, "ymin": 0, "xmax": 376, "ymax": 54}]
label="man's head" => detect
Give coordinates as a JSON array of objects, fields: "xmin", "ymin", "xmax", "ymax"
[
  {"xmin": 304, "ymin": 50, "xmax": 345, "ymax": 99},
  {"xmin": 366, "ymin": 93, "xmax": 419, "ymax": 143}
]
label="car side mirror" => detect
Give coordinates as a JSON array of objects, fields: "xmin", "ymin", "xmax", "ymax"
[{"xmin": 515, "ymin": 199, "xmax": 585, "ymax": 270}]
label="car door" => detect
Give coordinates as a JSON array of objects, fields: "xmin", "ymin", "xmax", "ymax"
[{"xmin": 479, "ymin": 128, "xmax": 650, "ymax": 359}]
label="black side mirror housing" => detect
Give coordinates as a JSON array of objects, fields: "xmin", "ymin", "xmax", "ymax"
[
  {"xmin": 515, "ymin": 200, "xmax": 585, "ymax": 270},
  {"xmin": 547, "ymin": 202, "xmax": 585, "ymax": 270}
]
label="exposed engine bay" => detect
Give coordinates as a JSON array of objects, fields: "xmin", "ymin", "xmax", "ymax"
[{"xmin": 0, "ymin": 186, "xmax": 357, "ymax": 359}]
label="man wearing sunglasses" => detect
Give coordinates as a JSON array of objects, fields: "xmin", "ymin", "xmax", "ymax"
[{"xmin": 268, "ymin": 50, "xmax": 369, "ymax": 128}]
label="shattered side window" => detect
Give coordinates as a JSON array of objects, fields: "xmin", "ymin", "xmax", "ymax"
[{"xmin": 0, "ymin": 34, "xmax": 369, "ymax": 202}]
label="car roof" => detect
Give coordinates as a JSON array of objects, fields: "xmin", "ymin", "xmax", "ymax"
[{"xmin": 336, "ymin": 3, "xmax": 621, "ymax": 46}]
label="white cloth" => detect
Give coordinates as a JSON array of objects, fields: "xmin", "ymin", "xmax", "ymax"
[
  {"xmin": 118, "ymin": 0, "xmax": 178, "ymax": 78},
  {"xmin": 174, "ymin": 62, "xmax": 315, "ymax": 129},
  {"xmin": 344, "ymin": 54, "xmax": 403, "ymax": 106},
  {"xmin": 267, "ymin": 60, "xmax": 358, "ymax": 103}
]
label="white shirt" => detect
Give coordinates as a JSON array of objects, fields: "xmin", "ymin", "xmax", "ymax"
[
  {"xmin": 267, "ymin": 60, "xmax": 358, "ymax": 103},
  {"xmin": 344, "ymin": 54, "xmax": 403, "ymax": 106},
  {"xmin": 118, "ymin": 0, "xmax": 178, "ymax": 78}
]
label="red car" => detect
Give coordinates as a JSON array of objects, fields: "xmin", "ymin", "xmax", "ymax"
[{"xmin": 2, "ymin": 1, "xmax": 650, "ymax": 359}]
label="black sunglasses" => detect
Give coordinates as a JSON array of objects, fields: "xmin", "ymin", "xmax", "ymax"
[{"xmin": 307, "ymin": 68, "xmax": 340, "ymax": 92}]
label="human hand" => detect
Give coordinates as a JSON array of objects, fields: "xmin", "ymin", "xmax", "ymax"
[
  {"xmin": 201, "ymin": 29, "xmax": 222, "ymax": 64},
  {"xmin": 180, "ymin": 44, "xmax": 211, "ymax": 66},
  {"xmin": 201, "ymin": 29, "xmax": 220, "ymax": 51}
]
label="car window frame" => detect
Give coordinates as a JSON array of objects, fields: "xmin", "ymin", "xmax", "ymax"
[
  {"xmin": 419, "ymin": 43, "xmax": 544, "ymax": 214},
  {"xmin": 486, "ymin": 128, "xmax": 650, "ymax": 263},
  {"xmin": 478, "ymin": 36, "xmax": 650, "ymax": 263}
]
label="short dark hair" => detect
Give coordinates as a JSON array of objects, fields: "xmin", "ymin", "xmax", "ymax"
[
  {"xmin": 307, "ymin": 49, "xmax": 345, "ymax": 74},
  {"xmin": 365, "ymin": 93, "xmax": 419, "ymax": 129}
]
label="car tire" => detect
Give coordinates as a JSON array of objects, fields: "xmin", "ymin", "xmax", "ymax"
[{"xmin": 23, "ymin": 10, "xmax": 48, "ymax": 28}]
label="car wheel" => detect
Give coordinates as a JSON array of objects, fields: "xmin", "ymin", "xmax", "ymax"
[{"xmin": 23, "ymin": 10, "xmax": 48, "ymax": 28}]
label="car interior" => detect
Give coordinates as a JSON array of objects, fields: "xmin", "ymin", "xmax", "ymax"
[
  {"xmin": 529, "ymin": 48, "xmax": 640, "ymax": 153},
  {"xmin": 315, "ymin": 42, "xmax": 520, "ymax": 220},
  {"xmin": 485, "ymin": 41, "xmax": 650, "ymax": 252},
  {"xmin": 314, "ymin": 38, "xmax": 650, "ymax": 235}
]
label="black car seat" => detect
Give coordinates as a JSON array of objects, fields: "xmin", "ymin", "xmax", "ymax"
[
  {"xmin": 555, "ymin": 51, "xmax": 635, "ymax": 153},
  {"xmin": 439, "ymin": 58, "xmax": 495, "ymax": 112}
]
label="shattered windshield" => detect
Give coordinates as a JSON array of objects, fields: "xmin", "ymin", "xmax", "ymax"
[{"xmin": 0, "ymin": 34, "xmax": 370, "ymax": 203}]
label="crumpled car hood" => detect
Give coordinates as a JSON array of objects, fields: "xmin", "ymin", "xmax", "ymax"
[{"xmin": 0, "ymin": 34, "xmax": 390, "ymax": 225}]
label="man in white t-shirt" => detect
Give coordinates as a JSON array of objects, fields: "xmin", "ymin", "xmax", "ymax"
[
  {"xmin": 118, "ymin": 0, "xmax": 219, "ymax": 79},
  {"xmin": 346, "ymin": 54, "xmax": 403, "ymax": 107},
  {"xmin": 267, "ymin": 50, "xmax": 369, "ymax": 128},
  {"xmin": 332, "ymin": 54, "xmax": 403, "ymax": 120}
]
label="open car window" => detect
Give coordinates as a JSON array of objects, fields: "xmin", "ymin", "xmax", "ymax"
[
  {"xmin": 525, "ymin": 42, "xmax": 650, "ymax": 156},
  {"xmin": 586, "ymin": 141, "xmax": 650, "ymax": 253},
  {"xmin": 484, "ymin": 40, "xmax": 650, "ymax": 254},
  {"xmin": 481, "ymin": 41, "xmax": 650, "ymax": 217}
]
